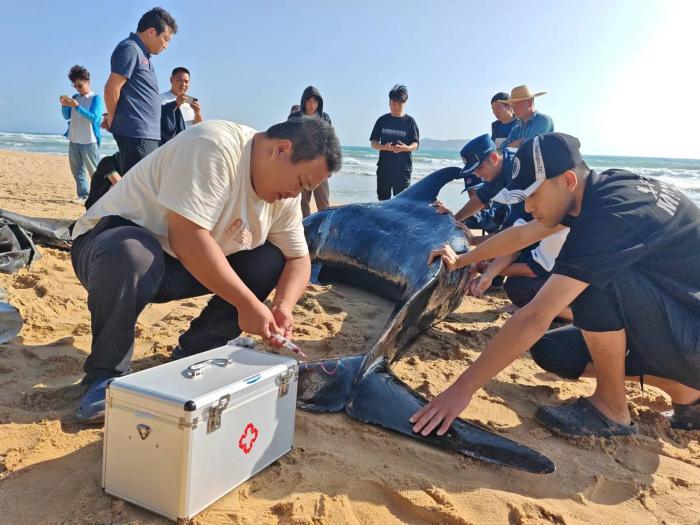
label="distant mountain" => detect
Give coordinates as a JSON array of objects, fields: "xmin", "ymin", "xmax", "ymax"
[{"xmin": 420, "ymin": 138, "xmax": 467, "ymax": 152}]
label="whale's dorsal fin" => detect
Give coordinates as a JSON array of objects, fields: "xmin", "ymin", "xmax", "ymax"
[{"xmin": 394, "ymin": 166, "xmax": 464, "ymax": 203}]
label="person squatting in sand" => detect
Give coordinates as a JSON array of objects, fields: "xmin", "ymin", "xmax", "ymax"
[
  {"xmin": 70, "ymin": 118, "xmax": 342, "ymax": 423},
  {"xmin": 412, "ymin": 132, "xmax": 700, "ymax": 438}
]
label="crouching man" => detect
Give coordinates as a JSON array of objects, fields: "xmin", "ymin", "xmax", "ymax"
[
  {"xmin": 412, "ymin": 133, "xmax": 700, "ymax": 438},
  {"xmin": 71, "ymin": 118, "xmax": 342, "ymax": 423}
]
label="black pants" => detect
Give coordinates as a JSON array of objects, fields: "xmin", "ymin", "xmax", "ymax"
[
  {"xmin": 113, "ymin": 135, "xmax": 159, "ymax": 175},
  {"xmin": 71, "ymin": 216, "xmax": 285, "ymax": 383},
  {"xmin": 530, "ymin": 324, "xmax": 646, "ymax": 380},
  {"xmin": 377, "ymin": 167, "xmax": 410, "ymax": 201}
]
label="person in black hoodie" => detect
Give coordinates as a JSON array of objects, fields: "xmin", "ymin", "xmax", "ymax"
[{"xmin": 288, "ymin": 86, "xmax": 332, "ymax": 217}]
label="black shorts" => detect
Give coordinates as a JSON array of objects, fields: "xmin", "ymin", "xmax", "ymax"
[
  {"xmin": 532, "ymin": 275, "xmax": 700, "ymax": 389},
  {"xmin": 529, "ymin": 324, "xmax": 646, "ymax": 380}
]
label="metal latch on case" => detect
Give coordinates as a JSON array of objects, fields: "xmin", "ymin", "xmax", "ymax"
[
  {"xmin": 207, "ymin": 394, "xmax": 230, "ymax": 433},
  {"xmin": 275, "ymin": 367, "xmax": 296, "ymax": 397}
]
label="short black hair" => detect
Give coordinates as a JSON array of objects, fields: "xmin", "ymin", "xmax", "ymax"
[
  {"xmin": 171, "ymin": 67, "xmax": 190, "ymax": 77},
  {"xmin": 389, "ymin": 84, "xmax": 408, "ymax": 102},
  {"xmin": 265, "ymin": 118, "xmax": 342, "ymax": 173},
  {"xmin": 491, "ymin": 92, "xmax": 510, "ymax": 104},
  {"xmin": 68, "ymin": 65, "xmax": 90, "ymax": 83},
  {"xmin": 137, "ymin": 7, "xmax": 178, "ymax": 34}
]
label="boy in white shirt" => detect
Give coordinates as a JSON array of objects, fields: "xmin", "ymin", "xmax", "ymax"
[{"xmin": 61, "ymin": 65, "xmax": 105, "ymax": 202}]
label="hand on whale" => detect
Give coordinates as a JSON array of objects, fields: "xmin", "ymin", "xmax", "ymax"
[
  {"xmin": 428, "ymin": 243, "xmax": 461, "ymax": 271},
  {"xmin": 410, "ymin": 379, "xmax": 474, "ymax": 436}
]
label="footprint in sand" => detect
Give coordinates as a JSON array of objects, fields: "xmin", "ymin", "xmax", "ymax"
[
  {"xmin": 508, "ymin": 502, "xmax": 567, "ymax": 525},
  {"xmin": 580, "ymin": 475, "xmax": 639, "ymax": 505},
  {"xmin": 22, "ymin": 382, "xmax": 87, "ymax": 411}
]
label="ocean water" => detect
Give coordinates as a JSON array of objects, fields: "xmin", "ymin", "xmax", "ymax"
[{"xmin": 2, "ymin": 131, "xmax": 699, "ymax": 210}]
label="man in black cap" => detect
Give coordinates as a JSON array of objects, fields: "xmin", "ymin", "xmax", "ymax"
[
  {"xmin": 490, "ymin": 92, "xmax": 517, "ymax": 147},
  {"xmin": 411, "ymin": 132, "xmax": 700, "ymax": 438},
  {"xmin": 369, "ymin": 84, "xmax": 420, "ymax": 200}
]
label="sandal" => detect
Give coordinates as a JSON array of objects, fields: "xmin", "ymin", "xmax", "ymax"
[{"xmin": 535, "ymin": 397, "xmax": 638, "ymax": 438}]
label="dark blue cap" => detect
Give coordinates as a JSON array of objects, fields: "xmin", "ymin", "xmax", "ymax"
[{"xmin": 460, "ymin": 134, "xmax": 497, "ymax": 177}]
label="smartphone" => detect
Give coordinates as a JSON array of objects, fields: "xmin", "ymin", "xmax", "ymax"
[{"xmin": 191, "ymin": 97, "xmax": 198, "ymax": 103}]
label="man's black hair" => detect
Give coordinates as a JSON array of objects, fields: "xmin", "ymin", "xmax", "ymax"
[
  {"xmin": 491, "ymin": 92, "xmax": 510, "ymax": 104},
  {"xmin": 389, "ymin": 84, "xmax": 408, "ymax": 102},
  {"xmin": 68, "ymin": 65, "xmax": 90, "ymax": 83},
  {"xmin": 265, "ymin": 119, "xmax": 342, "ymax": 173},
  {"xmin": 137, "ymin": 7, "xmax": 178, "ymax": 34},
  {"xmin": 171, "ymin": 67, "xmax": 190, "ymax": 77}
]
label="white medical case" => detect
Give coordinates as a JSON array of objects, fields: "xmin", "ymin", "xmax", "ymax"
[{"xmin": 102, "ymin": 342, "xmax": 298, "ymax": 523}]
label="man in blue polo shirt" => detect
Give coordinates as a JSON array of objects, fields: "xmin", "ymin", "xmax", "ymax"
[
  {"xmin": 434, "ymin": 134, "xmax": 517, "ymax": 235},
  {"xmin": 500, "ymin": 85, "xmax": 554, "ymax": 150},
  {"xmin": 104, "ymin": 7, "xmax": 178, "ymax": 175}
]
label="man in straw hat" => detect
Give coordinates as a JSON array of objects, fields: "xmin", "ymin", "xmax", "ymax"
[
  {"xmin": 412, "ymin": 133, "xmax": 700, "ymax": 438},
  {"xmin": 500, "ymin": 85, "xmax": 553, "ymax": 150}
]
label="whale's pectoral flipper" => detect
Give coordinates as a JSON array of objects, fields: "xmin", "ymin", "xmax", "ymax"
[
  {"xmin": 296, "ymin": 355, "xmax": 365, "ymax": 412},
  {"xmin": 344, "ymin": 359, "xmax": 556, "ymax": 474}
]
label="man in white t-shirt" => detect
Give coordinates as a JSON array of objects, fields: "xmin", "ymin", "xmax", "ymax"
[
  {"xmin": 70, "ymin": 118, "xmax": 342, "ymax": 423},
  {"xmin": 160, "ymin": 66, "xmax": 202, "ymax": 144}
]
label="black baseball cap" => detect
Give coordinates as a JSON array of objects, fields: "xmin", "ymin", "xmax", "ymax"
[{"xmin": 493, "ymin": 133, "xmax": 583, "ymax": 204}]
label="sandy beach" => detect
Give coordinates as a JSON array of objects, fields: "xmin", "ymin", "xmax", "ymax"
[{"xmin": 0, "ymin": 149, "xmax": 698, "ymax": 525}]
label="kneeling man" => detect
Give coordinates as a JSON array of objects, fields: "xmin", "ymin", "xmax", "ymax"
[
  {"xmin": 71, "ymin": 118, "xmax": 342, "ymax": 422},
  {"xmin": 413, "ymin": 133, "xmax": 700, "ymax": 437}
]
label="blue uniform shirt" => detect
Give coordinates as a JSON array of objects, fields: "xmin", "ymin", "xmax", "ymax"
[
  {"xmin": 110, "ymin": 33, "xmax": 161, "ymax": 140},
  {"xmin": 476, "ymin": 148, "xmax": 515, "ymax": 205},
  {"xmin": 500, "ymin": 112, "xmax": 554, "ymax": 149}
]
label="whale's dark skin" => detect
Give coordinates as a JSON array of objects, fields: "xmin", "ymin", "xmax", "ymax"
[{"xmin": 297, "ymin": 167, "xmax": 555, "ymax": 474}]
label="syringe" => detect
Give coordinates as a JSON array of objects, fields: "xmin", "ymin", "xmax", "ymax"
[{"xmin": 270, "ymin": 334, "xmax": 308, "ymax": 358}]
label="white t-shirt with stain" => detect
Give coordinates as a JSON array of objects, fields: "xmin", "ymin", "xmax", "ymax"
[{"xmin": 72, "ymin": 120, "xmax": 308, "ymax": 259}]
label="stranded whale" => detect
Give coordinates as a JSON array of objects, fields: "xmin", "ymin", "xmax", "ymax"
[{"xmin": 297, "ymin": 167, "xmax": 555, "ymax": 474}]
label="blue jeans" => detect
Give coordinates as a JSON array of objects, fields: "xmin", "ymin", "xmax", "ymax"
[{"xmin": 68, "ymin": 142, "xmax": 100, "ymax": 198}]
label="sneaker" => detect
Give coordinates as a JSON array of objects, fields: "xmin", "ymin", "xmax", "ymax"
[
  {"xmin": 670, "ymin": 401, "xmax": 700, "ymax": 430},
  {"xmin": 72, "ymin": 196, "xmax": 87, "ymax": 204},
  {"xmin": 74, "ymin": 377, "xmax": 112, "ymax": 423}
]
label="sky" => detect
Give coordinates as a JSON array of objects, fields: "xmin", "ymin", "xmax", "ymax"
[{"xmin": 1, "ymin": 0, "xmax": 698, "ymax": 158}]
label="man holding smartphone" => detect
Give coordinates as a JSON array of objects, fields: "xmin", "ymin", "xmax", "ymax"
[
  {"xmin": 370, "ymin": 84, "xmax": 420, "ymax": 200},
  {"xmin": 160, "ymin": 66, "xmax": 203, "ymax": 144}
]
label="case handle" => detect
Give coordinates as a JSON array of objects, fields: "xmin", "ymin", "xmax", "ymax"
[{"xmin": 184, "ymin": 357, "xmax": 233, "ymax": 378}]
